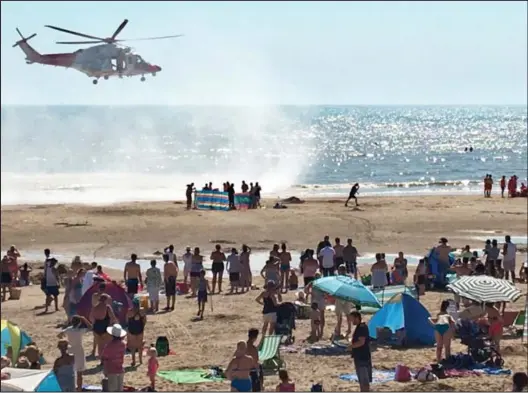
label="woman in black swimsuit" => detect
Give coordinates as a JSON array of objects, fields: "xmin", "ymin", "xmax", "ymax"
[
  {"xmin": 89, "ymin": 294, "xmax": 117, "ymax": 357},
  {"xmin": 127, "ymin": 299, "xmax": 146, "ymax": 366}
]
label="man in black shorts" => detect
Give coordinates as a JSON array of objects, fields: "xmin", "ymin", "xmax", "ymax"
[
  {"xmin": 348, "ymin": 311, "xmax": 372, "ymax": 392},
  {"xmin": 345, "ymin": 183, "xmax": 360, "ymax": 207}
]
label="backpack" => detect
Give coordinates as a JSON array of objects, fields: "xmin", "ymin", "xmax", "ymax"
[
  {"xmin": 394, "ymin": 364, "xmax": 412, "ymax": 382},
  {"xmin": 155, "ymin": 336, "xmax": 170, "ymax": 357}
]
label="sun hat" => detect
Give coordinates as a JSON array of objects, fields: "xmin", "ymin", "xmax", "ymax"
[{"xmin": 107, "ymin": 323, "xmax": 127, "ymax": 338}]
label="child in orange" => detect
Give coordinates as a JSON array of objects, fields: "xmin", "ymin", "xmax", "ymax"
[
  {"xmin": 147, "ymin": 347, "xmax": 159, "ymax": 390},
  {"xmin": 276, "ymin": 369, "xmax": 295, "ymax": 392}
]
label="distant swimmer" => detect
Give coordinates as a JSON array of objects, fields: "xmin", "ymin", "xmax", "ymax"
[
  {"xmin": 345, "ymin": 183, "xmax": 360, "ymax": 207},
  {"xmin": 464, "ymin": 147, "xmax": 474, "ymax": 152}
]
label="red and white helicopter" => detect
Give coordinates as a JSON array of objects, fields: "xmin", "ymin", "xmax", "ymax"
[{"xmin": 13, "ymin": 19, "xmax": 183, "ymax": 85}]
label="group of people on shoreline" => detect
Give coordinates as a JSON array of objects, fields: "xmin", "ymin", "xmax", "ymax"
[
  {"xmin": 484, "ymin": 174, "xmax": 526, "ymax": 198},
  {"xmin": 185, "ymin": 180, "xmax": 263, "ymax": 210}
]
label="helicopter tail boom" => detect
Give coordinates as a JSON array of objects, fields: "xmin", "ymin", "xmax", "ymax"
[{"xmin": 13, "ymin": 28, "xmax": 41, "ymax": 63}]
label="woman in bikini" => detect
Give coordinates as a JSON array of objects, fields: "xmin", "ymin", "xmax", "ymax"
[
  {"xmin": 278, "ymin": 243, "xmax": 292, "ymax": 293},
  {"xmin": 127, "ymin": 298, "xmax": 147, "ymax": 366},
  {"xmin": 428, "ymin": 300, "xmax": 456, "ymax": 363},
  {"xmin": 89, "ymin": 294, "xmax": 117, "ymax": 359},
  {"xmin": 226, "ymin": 341, "xmax": 257, "ymax": 392}
]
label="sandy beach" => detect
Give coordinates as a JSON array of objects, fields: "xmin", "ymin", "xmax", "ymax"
[{"xmin": 1, "ymin": 195, "xmax": 527, "ymax": 391}]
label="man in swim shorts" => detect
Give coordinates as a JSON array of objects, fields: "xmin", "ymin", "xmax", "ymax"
[
  {"xmin": 163, "ymin": 253, "xmax": 178, "ymax": 311},
  {"xmin": 124, "ymin": 254, "xmax": 143, "ymax": 296}
]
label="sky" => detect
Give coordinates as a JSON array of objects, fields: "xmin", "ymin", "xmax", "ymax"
[{"xmin": 1, "ymin": 1, "xmax": 527, "ymax": 105}]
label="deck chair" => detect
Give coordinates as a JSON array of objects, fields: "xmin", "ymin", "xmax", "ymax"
[
  {"xmin": 258, "ymin": 335, "xmax": 284, "ymax": 372},
  {"xmin": 502, "ymin": 310, "xmax": 520, "ymax": 335},
  {"xmin": 514, "ymin": 310, "xmax": 525, "ymax": 327}
]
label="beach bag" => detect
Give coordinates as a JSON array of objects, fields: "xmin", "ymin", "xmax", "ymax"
[
  {"xmin": 415, "ymin": 368, "xmax": 436, "ymax": 382},
  {"xmin": 394, "ymin": 364, "xmax": 411, "ymax": 382},
  {"xmin": 155, "ymin": 336, "xmax": 170, "ymax": 357},
  {"xmin": 430, "ymin": 363, "xmax": 446, "ymax": 379},
  {"xmin": 310, "ymin": 383, "xmax": 323, "ymax": 392}
]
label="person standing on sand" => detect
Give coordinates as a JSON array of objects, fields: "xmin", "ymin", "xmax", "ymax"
[
  {"xmin": 333, "ymin": 238, "xmax": 345, "ymax": 269},
  {"xmin": 256, "ymin": 281, "xmax": 280, "ymax": 336},
  {"xmin": 334, "ymin": 266, "xmax": 353, "ymax": 339},
  {"xmin": 300, "ymin": 249, "xmax": 318, "ymax": 288},
  {"xmin": 196, "ymin": 270, "xmax": 211, "ymax": 320},
  {"xmin": 44, "ymin": 258, "xmax": 60, "ymax": 313},
  {"xmin": 190, "ymin": 247, "xmax": 204, "ymax": 297},
  {"xmin": 278, "ymin": 243, "xmax": 292, "ymax": 293},
  {"xmin": 226, "ymin": 248, "xmax": 241, "ymax": 294},
  {"xmin": 502, "ymin": 235, "xmax": 517, "ymax": 282},
  {"xmin": 343, "ymin": 239, "xmax": 359, "ymax": 279},
  {"xmin": 210, "ymin": 244, "xmax": 227, "ymax": 293},
  {"xmin": 90, "ymin": 294, "xmax": 117, "ymax": 359},
  {"xmin": 182, "ymin": 246, "xmax": 193, "ymax": 286},
  {"xmin": 101, "ymin": 324, "xmax": 127, "ymax": 392},
  {"xmin": 1, "ymin": 256, "xmax": 13, "ymax": 302},
  {"xmin": 53, "ymin": 339, "xmax": 76, "ymax": 392},
  {"xmin": 240, "ymin": 245, "xmax": 252, "ymax": 292},
  {"xmin": 126, "ymin": 298, "xmax": 146, "ymax": 366},
  {"xmin": 60, "ymin": 315, "xmax": 92, "ymax": 391},
  {"xmin": 348, "ymin": 311, "xmax": 372, "ymax": 392},
  {"xmin": 146, "ymin": 260, "xmax": 162, "ymax": 312},
  {"xmin": 82, "ymin": 262, "xmax": 98, "ymax": 296},
  {"xmin": 428, "ymin": 300, "xmax": 456, "ymax": 363},
  {"xmin": 345, "ymin": 183, "xmax": 360, "ymax": 207},
  {"xmin": 124, "ymin": 254, "xmax": 143, "ymax": 297},
  {"xmin": 163, "ymin": 254, "xmax": 178, "ymax": 311},
  {"xmin": 500, "ymin": 176, "xmax": 506, "ymax": 198},
  {"xmin": 186, "ymin": 183, "xmax": 195, "ymax": 210},
  {"xmin": 246, "ymin": 328, "xmax": 263, "ymax": 392},
  {"xmin": 318, "ymin": 243, "xmax": 336, "ymax": 277},
  {"xmin": 226, "ymin": 341, "xmax": 257, "ymax": 392},
  {"xmin": 435, "ymin": 238, "xmax": 452, "ymax": 283}
]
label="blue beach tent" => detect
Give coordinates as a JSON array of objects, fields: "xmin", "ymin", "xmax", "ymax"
[
  {"xmin": 0, "ymin": 368, "xmax": 62, "ymax": 391},
  {"xmin": 427, "ymin": 248, "xmax": 455, "ymax": 286},
  {"xmin": 368, "ymin": 293, "xmax": 435, "ymax": 346}
]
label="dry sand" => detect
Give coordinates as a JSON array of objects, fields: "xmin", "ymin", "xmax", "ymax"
[{"xmin": 1, "ymin": 195, "xmax": 527, "ymax": 391}]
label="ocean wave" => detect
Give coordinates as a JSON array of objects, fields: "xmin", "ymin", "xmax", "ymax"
[{"xmin": 292, "ymin": 179, "xmax": 482, "ymax": 190}]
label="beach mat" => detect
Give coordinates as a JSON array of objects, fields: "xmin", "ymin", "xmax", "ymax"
[
  {"xmin": 157, "ymin": 369, "xmax": 225, "ymax": 384},
  {"xmin": 340, "ymin": 370, "xmax": 395, "ymax": 384}
]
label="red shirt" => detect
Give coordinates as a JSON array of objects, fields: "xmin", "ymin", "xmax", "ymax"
[{"xmin": 102, "ymin": 339, "xmax": 126, "ymax": 375}]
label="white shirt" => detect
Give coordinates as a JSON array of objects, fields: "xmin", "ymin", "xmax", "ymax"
[
  {"xmin": 82, "ymin": 270, "xmax": 96, "ymax": 295},
  {"xmin": 182, "ymin": 253, "xmax": 193, "ymax": 271},
  {"xmin": 318, "ymin": 246, "xmax": 336, "ymax": 268},
  {"xmin": 166, "ymin": 252, "xmax": 176, "ymax": 263}
]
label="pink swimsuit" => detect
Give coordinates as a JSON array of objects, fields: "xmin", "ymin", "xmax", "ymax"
[{"xmin": 147, "ymin": 357, "xmax": 159, "ymax": 377}]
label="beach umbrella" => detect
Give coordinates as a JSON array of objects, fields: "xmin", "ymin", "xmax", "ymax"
[
  {"xmin": 313, "ymin": 276, "xmax": 382, "ymax": 309},
  {"xmin": 0, "ymin": 368, "xmax": 62, "ymax": 391},
  {"xmin": 446, "ymin": 276, "xmax": 521, "ymax": 303}
]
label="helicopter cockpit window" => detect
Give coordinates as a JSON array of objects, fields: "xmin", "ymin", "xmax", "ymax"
[{"xmin": 136, "ymin": 56, "xmax": 145, "ymax": 64}]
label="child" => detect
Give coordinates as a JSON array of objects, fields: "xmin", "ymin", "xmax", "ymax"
[
  {"xmin": 276, "ymin": 369, "xmax": 295, "ymax": 392},
  {"xmin": 147, "ymin": 347, "xmax": 159, "ymax": 390},
  {"xmin": 310, "ymin": 302, "xmax": 321, "ymax": 341},
  {"xmin": 197, "ymin": 270, "xmax": 211, "ymax": 320},
  {"xmin": 288, "ymin": 271, "xmax": 298, "ymax": 291}
]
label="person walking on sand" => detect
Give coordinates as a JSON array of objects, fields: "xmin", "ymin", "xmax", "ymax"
[
  {"xmin": 210, "ymin": 244, "xmax": 227, "ymax": 293},
  {"xmin": 124, "ymin": 254, "xmax": 143, "ymax": 297},
  {"xmin": 163, "ymin": 254, "xmax": 178, "ymax": 311},
  {"xmin": 240, "ymin": 245, "xmax": 252, "ymax": 292},
  {"xmin": 429, "ymin": 300, "xmax": 456, "ymax": 363},
  {"xmin": 226, "ymin": 341, "xmax": 257, "ymax": 392},
  {"xmin": 256, "ymin": 281, "xmax": 280, "ymax": 335},
  {"xmin": 101, "ymin": 324, "xmax": 127, "ymax": 392},
  {"xmin": 345, "ymin": 183, "xmax": 360, "ymax": 207},
  {"xmin": 146, "ymin": 260, "xmax": 162, "ymax": 312},
  {"xmin": 190, "ymin": 247, "xmax": 204, "ymax": 297},
  {"xmin": 127, "ymin": 298, "xmax": 146, "ymax": 366},
  {"xmin": 197, "ymin": 270, "xmax": 211, "ymax": 320},
  {"xmin": 278, "ymin": 243, "xmax": 292, "ymax": 292},
  {"xmin": 502, "ymin": 235, "xmax": 517, "ymax": 282},
  {"xmin": 182, "ymin": 246, "xmax": 193, "ymax": 286},
  {"xmin": 348, "ymin": 311, "xmax": 372, "ymax": 392}
]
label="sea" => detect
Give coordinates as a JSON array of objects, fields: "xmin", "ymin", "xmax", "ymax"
[{"xmin": 1, "ymin": 105, "xmax": 527, "ymax": 206}]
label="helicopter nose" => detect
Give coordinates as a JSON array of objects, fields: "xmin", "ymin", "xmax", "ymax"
[{"xmin": 154, "ymin": 65, "xmax": 162, "ymax": 72}]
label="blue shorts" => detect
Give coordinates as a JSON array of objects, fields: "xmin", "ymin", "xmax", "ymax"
[
  {"xmin": 231, "ymin": 378, "xmax": 252, "ymax": 392},
  {"xmin": 280, "ymin": 264, "xmax": 290, "ymax": 272},
  {"xmin": 197, "ymin": 290, "xmax": 207, "ymax": 303},
  {"xmin": 46, "ymin": 286, "xmax": 59, "ymax": 297}
]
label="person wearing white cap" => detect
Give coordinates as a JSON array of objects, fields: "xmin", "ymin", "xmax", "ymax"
[{"xmin": 101, "ymin": 324, "xmax": 127, "ymax": 392}]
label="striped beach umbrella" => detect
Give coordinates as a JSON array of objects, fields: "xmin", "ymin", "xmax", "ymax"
[{"xmin": 446, "ymin": 275, "xmax": 521, "ymax": 303}]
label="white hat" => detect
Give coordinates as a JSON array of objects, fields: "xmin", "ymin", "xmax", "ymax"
[{"xmin": 107, "ymin": 324, "xmax": 127, "ymax": 338}]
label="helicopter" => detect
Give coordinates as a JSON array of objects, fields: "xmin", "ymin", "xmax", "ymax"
[{"xmin": 13, "ymin": 19, "xmax": 183, "ymax": 85}]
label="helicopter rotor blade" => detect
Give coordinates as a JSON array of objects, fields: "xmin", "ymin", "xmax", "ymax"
[
  {"xmin": 45, "ymin": 25, "xmax": 104, "ymax": 41},
  {"xmin": 116, "ymin": 34, "xmax": 184, "ymax": 42},
  {"xmin": 56, "ymin": 40, "xmax": 105, "ymax": 45},
  {"xmin": 111, "ymin": 19, "xmax": 129, "ymax": 41}
]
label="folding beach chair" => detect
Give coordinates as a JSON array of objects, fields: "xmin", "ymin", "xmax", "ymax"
[{"xmin": 258, "ymin": 335, "xmax": 284, "ymax": 372}]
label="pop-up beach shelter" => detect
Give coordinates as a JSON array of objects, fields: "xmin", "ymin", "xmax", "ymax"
[
  {"xmin": 0, "ymin": 368, "xmax": 62, "ymax": 391},
  {"xmin": 1, "ymin": 320, "xmax": 33, "ymax": 363},
  {"xmin": 368, "ymin": 293, "xmax": 435, "ymax": 346}
]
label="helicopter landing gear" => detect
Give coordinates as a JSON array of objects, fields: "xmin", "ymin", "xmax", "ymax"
[
  {"xmin": 140, "ymin": 76, "xmax": 146, "ymax": 82},
  {"xmin": 104, "ymin": 75, "xmax": 109, "ymax": 80},
  {"xmin": 152, "ymin": 72, "xmax": 157, "ymax": 77},
  {"xmin": 92, "ymin": 79, "xmax": 98, "ymax": 85}
]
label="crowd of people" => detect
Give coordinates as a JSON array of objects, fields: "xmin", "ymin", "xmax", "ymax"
[
  {"xmin": 185, "ymin": 181, "xmax": 263, "ymax": 210},
  {"xmin": 484, "ymin": 174, "xmax": 527, "ymax": 198},
  {"xmin": 0, "ymin": 231, "xmax": 526, "ymax": 392}
]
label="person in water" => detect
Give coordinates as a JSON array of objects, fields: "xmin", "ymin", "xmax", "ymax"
[
  {"xmin": 197, "ymin": 270, "xmax": 211, "ymax": 320},
  {"xmin": 124, "ymin": 254, "xmax": 143, "ymax": 297},
  {"xmin": 345, "ymin": 183, "xmax": 360, "ymax": 207},
  {"xmin": 428, "ymin": 300, "xmax": 456, "ymax": 363},
  {"xmin": 226, "ymin": 340, "xmax": 257, "ymax": 392},
  {"xmin": 127, "ymin": 298, "xmax": 147, "ymax": 366},
  {"xmin": 89, "ymin": 293, "xmax": 118, "ymax": 359}
]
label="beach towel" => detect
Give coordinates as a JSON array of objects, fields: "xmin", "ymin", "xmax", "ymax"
[
  {"xmin": 339, "ymin": 370, "xmax": 395, "ymax": 384},
  {"xmin": 157, "ymin": 369, "xmax": 225, "ymax": 384},
  {"xmin": 305, "ymin": 343, "xmax": 348, "ymax": 356},
  {"xmin": 474, "ymin": 367, "xmax": 512, "ymax": 376}
]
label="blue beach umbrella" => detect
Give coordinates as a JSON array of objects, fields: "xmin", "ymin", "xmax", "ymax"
[{"xmin": 313, "ymin": 276, "xmax": 382, "ymax": 309}]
